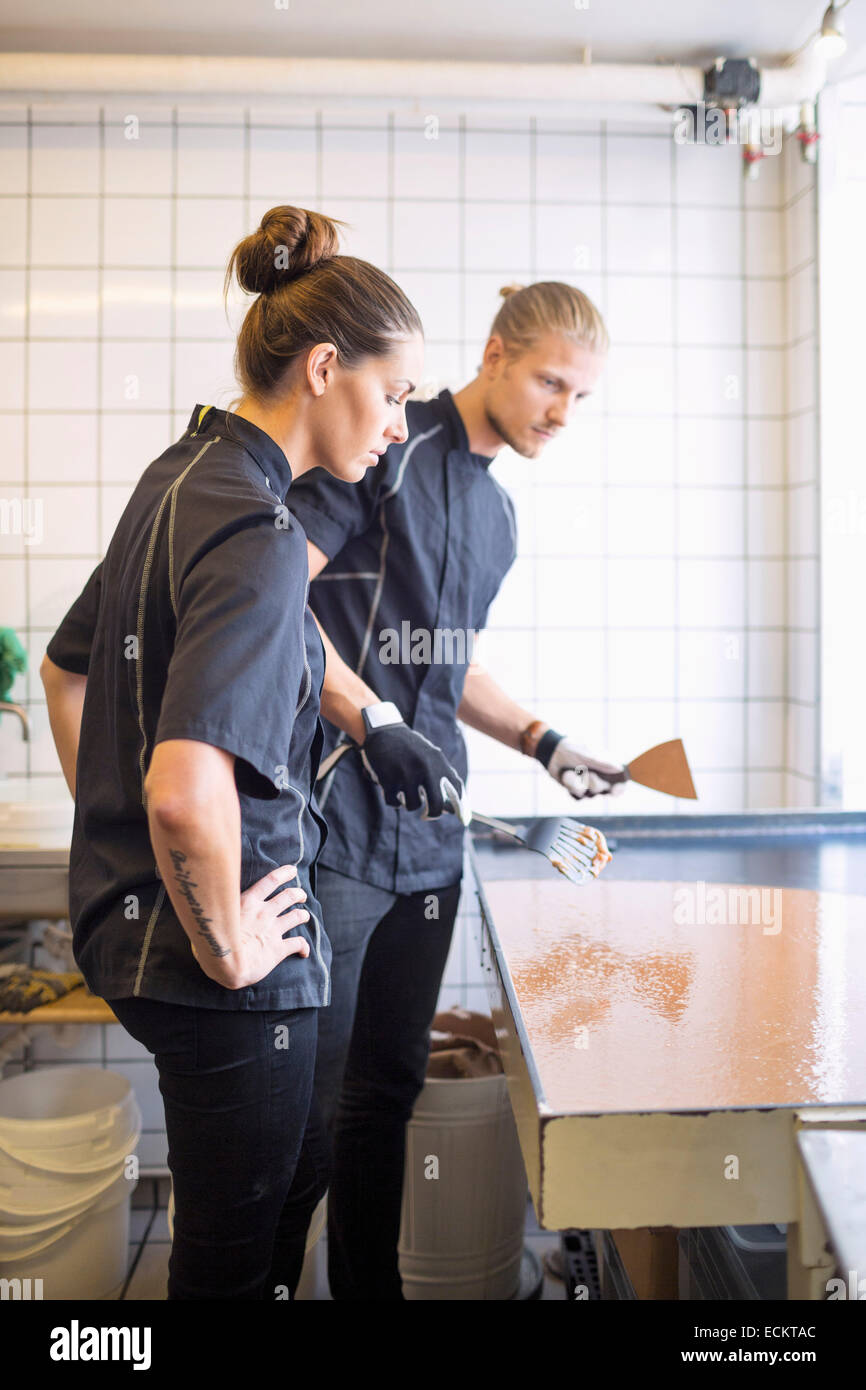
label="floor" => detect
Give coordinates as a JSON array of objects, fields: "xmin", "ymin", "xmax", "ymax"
[{"xmin": 120, "ymin": 1177, "xmax": 566, "ymax": 1301}]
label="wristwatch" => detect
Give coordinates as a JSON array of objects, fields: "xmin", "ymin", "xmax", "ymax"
[{"xmin": 361, "ymin": 702, "xmax": 403, "ymax": 737}]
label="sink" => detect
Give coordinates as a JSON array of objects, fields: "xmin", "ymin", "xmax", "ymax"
[
  {"xmin": 0, "ymin": 777, "xmax": 74, "ymax": 849},
  {"xmin": 0, "ymin": 778, "xmax": 72, "ymax": 921}
]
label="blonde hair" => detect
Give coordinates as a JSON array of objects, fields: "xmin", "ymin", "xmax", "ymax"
[{"xmin": 491, "ymin": 281, "xmax": 608, "ymax": 358}]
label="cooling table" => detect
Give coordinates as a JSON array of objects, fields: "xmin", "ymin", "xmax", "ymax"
[{"xmin": 469, "ymin": 811, "xmax": 866, "ymax": 1299}]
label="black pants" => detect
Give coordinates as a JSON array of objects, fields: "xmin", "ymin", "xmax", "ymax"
[
  {"xmin": 283, "ymin": 867, "xmax": 462, "ymax": 1300},
  {"xmin": 108, "ymin": 996, "xmax": 329, "ymax": 1300}
]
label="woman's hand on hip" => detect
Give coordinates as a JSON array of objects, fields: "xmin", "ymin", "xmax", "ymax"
[{"xmin": 194, "ymin": 864, "xmax": 310, "ymax": 989}]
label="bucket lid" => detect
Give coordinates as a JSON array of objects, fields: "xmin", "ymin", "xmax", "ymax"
[
  {"xmin": 0, "ymin": 1124, "xmax": 141, "ymax": 1175},
  {"xmin": 0, "ymin": 1159, "xmax": 126, "ymax": 1221},
  {"xmin": 0, "ymin": 1066, "xmax": 133, "ymax": 1124},
  {"xmin": 0, "ymin": 1217, "xmax": 82, "ymax": 1263},
  {"xmin": 0, "ymin": 1170, "xmax": 134, "ymax": 1257}
]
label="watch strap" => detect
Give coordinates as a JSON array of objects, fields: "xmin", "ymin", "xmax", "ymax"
[{"xmin": 535, "ymin": 727, "xmax": 565, "ymax": 768}]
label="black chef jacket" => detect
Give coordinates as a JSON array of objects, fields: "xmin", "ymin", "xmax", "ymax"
[
  {"xmin": 45, "ymin": 404, "xmax": 331, "ymax": 1010},
  {"xmin": 287, "ymin": 388, "xmax": 517, "ymax": 893}
]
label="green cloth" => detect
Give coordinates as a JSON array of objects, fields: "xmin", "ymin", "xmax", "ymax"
[{"xmin": 0, "ymin": 628, "xmax": 26, "ymax": 701}]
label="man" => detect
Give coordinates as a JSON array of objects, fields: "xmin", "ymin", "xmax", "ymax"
[{"xmin": 287, "ymin": 280, "xmax": 625, "ymax": 1300}]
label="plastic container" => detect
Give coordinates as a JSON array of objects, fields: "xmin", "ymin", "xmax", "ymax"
[
  {"xmin": 0, "ymin": 1154, "xmax": 125, "ymax": 1224},
  {"xmin": 0, "ymin": 1067, "xmax": 141, "ymax": 1298},
  {"xmin": 294, "ymin": 1196, "xmax": 327, "ymax": 1300},
  {"xmin": 0, "ymin": 1066, "xmax": 139, "ymax": 1166},
  {"xmin": 398, "ymin": 1071, "xmax": 528, "ymax": 1300},
  {"xmin": 0, "ymin": 1169, "xmax": 135, "ymax": 1300},
  {"xmin": 596, "ymin": 1229, "xmax": 638, "ymax": 1300},
  {"xmin": 678, "ymin": 1225, "xmax": 787, "ymax": 1301},
  {"xmin": 726, "ymin": 1223, "xmax": 787, "ymax": 1253}
]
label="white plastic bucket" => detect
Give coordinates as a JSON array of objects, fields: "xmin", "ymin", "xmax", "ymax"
[
  {"xmin": 0, "ymin": 1155, "xmax": 125, "ymax": 1224},
  {"xmin": 0, "ymin": 1169, "xmax": 135, "ymax": 1299},
  {"xmin": 0, "ymin": 1067, "xmax": 141, "ymax": 1299},
  {"xmin": 0, "ymin": 1067, "xmax": 139, "ymax": 1164},
  {"xmin": 293, "ymin": 1195, "xmax": 327, "ymax": 1300},
  {"xmin": 398, "ymin": 1072, "xmax": 528, "ymax": 1300}
]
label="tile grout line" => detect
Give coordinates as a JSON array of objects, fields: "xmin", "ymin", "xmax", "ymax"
[
  {"xmin": 741, "ymin": 139, "xmax": 750, "ymax": 809},
  {"xmin": 22, "ymin": 102, "xmax": 32, "ymax": 769},
  {"xmin": 809, "ymin": 210, "xmax": 818, "ymax": 797},
  {"xmin": 386, "ymin": 109, "xmax": 395, "ymax": 275},
  {"xmin": 243, "ymin": 104, "xmax": 251, "ymax": 348},
  {"xmin": 528, "ymin": 112, "xmax": 538, "ymax": 818},
  {"xmin": 170, "ymin": 107, "xmax": 178, "ymax": 428},
  {"xmin": 120, "ymin": 1179, "xmax": 159, "ymax": 1301},
  {"xmin": 97, "ymin": 106, "xmax": 105, "ymax": 564},
  {"xmin": 782, "ymin": 135, "xmax": 792, "ymax": 802},
  {"xmin": 7, "ymin": 261, "xmax": 816, "ymax": 280},
  {"xmin": 1, "ymin": 334, "xmax": 819, "ymax": 351},
  {"xmin": 670, "ymin": 125, "xmax": 679, "ymax": 800},
  {"xmin": 458, "ymin": 112, "xmax": 466, "ymax": 389},
  {"xmin": 600, "ymin": 117, "xmax": 610, "ymax": 760}
]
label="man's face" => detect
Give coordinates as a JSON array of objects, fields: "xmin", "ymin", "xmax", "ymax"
[{"xmin": 482, "ymin": 331, "xmax": 606, "ymax": 459}]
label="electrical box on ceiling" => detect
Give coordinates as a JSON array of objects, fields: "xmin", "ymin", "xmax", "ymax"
[
  {"xmin": 703, "ymin": 57, "xmax": 762, "ymax": 108},
  {"xmin": 676, "ymin": 56, "xmax": 763, "ymax": 146}
]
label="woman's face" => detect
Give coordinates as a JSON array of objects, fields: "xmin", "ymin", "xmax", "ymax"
[{"xmin": 311, "ymin": 333, "xmax": 425, "ymax": 483}]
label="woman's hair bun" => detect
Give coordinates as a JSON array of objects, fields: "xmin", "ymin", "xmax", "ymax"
[
  {"xmin": 228, "ymin": 206, "xmax": 344, "ymax": 296},
  {"xmin": 499, "ymin": 282, "xmax": 525, "ymax": 300}
]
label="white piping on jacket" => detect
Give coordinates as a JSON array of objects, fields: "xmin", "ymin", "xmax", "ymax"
[
  {"xmin": 317, "ymin": 422, "xmax": 444, "ymax": 810},
  {"xmin": 132, "ymin": 435, "xmax": 220, "ymax": 995}
]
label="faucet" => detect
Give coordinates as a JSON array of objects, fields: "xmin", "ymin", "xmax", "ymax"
[{"xmin": 0, "ymin": 702, "xmax": 29, "ymax": 741}]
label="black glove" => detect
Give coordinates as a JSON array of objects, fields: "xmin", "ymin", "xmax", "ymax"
[{"xmin": 359, "ymin": 703, "xmax": 468, "ymax": 821}]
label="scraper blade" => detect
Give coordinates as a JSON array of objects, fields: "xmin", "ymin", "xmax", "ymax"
[{"xmin": 623, "ymin": 738, "xmax": 697, "ymax": 799}]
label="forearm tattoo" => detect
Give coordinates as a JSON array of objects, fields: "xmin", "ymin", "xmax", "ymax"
[{"xmin": 168, "ymin": 847, "xmax": 230, "ymax": 958}]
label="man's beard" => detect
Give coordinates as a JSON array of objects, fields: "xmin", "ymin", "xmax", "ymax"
[{"xmin": 484, "ymin": 403, "xmax": 540, "ymax": 459}]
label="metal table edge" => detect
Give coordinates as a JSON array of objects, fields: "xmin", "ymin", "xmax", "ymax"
[{"xmin": 467, "ymin": 839, "xmax": 552, "ymax": 1117}]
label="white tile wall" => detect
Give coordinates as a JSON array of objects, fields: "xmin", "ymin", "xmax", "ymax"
[
  {"xmin": 0, "ymin": 106, "xmax": 821, "ymax": 814},
  {"xmin": 0, "ymin": 102, "xmax": 825, "ymax": 1165},
  {"xmin": 780, "ymin": 132, "xmax": 819, "ymax": 803}
]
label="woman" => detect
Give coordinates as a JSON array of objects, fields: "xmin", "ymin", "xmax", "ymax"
[{"xmin": 40, "ymin": 205, "xmax": 424, "ymax": 1300}]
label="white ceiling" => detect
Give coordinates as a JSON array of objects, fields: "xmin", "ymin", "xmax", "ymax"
[{"xmin": 1, "ymin": 0, "xmax": 865, "ymax": 80}]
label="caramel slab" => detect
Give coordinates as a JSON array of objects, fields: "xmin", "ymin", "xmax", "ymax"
[{"xmin": 481, "ymin": 878, "xmax": 866, "ymax": 1114}]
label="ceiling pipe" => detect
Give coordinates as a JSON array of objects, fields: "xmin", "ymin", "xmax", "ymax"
[{"xmin": 0, "ymin": 48, "xmax": 828, "ymax": 109}]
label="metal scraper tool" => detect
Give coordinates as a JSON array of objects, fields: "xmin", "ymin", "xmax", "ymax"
[
  {"xmin": 469, "ymin": 813, "xmax": 612, "ymax": 887},
  {"xmin": 603, "ymin": 738, "xmax": 698, "ymax": 799}
]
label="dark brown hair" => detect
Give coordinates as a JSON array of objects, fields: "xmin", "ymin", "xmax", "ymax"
[
  {"xmin": 492, "ymin": 281, "xmax": 608, "ymax": 357},
  {"xmin": 225, "ymin": 205, "xmax": 423, "ymax": 399}
]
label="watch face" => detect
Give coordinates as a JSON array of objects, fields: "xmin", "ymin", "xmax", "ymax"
[{"xmin": 363, "ymin": 701, "xmax": 402, "ymax": 731}]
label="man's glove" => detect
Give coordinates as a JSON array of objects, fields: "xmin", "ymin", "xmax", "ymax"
[
  {"xmin": 533, "ymin": 728, "xmax": 627, "ymax": 799},
  {"xmin": 359, "ymin": 703, "xmax": 470, "ymax": 822}
]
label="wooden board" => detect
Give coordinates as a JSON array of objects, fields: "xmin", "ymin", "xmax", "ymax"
[
  {"xmin": 0, "ymin": 986, "xmax": 118, "ymax": 1025},
  {"xmin": 481, "ymin": 878, "xmax": 866, "ymax": 1115}
]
